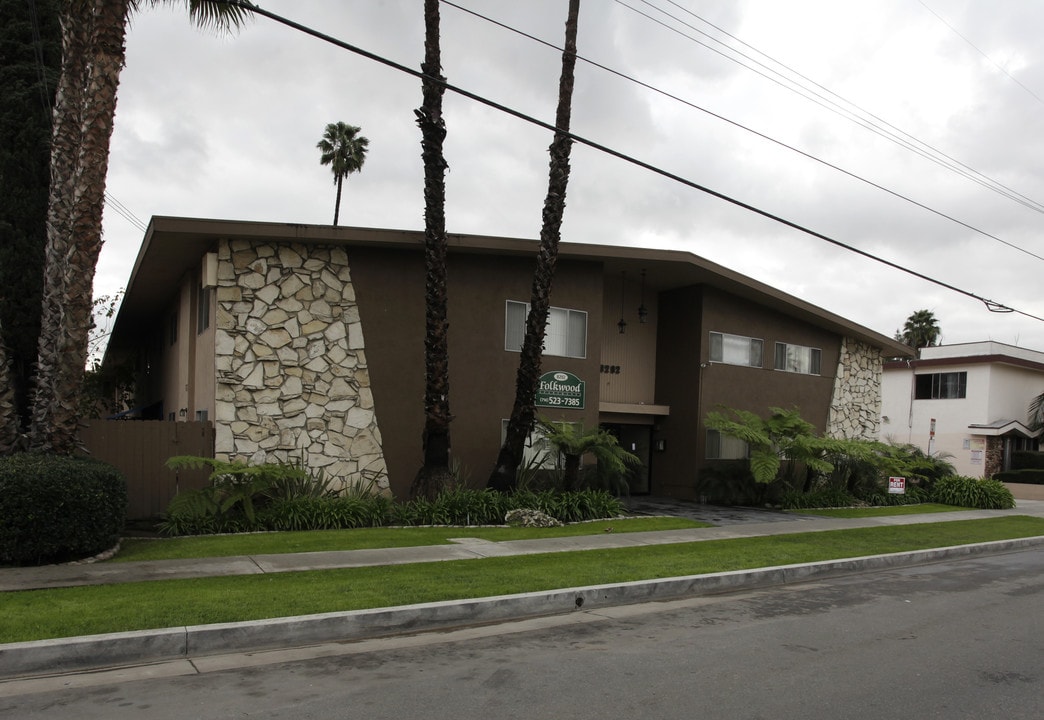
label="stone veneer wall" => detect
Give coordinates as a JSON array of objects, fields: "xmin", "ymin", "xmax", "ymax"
[
  {"xmin": 213, "ymin": 239, "xmax": 389, "ymax": 493},
  {"xmin": 984, "ymin": 436, "xmax": 1004, "ymax": 478},
  {"xmin": 826, "ymin": 337, "xmax": 883, "ymax": 441}
]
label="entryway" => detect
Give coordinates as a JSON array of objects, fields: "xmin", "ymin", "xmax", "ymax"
[{"xmin": 602, "ymin": 423, "xmax": 651, "ymax": 495}]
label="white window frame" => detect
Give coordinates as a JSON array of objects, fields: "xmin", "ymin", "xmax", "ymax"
[
  {"xmin": 774, "ymin": 342, "xmax": 822, "ymax": 375},
  {"xmin": 501, "ymin": 419, "xmax": 563, "ymax": 470},
  {"xmin": 505, "ymin": 300, "xmax": 587, "ymax": 359},
  {"xmin": 709, "ymin": 331, "xmax": 764, "ymax": 368}
]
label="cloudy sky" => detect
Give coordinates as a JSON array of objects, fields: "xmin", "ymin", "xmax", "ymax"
[{"xmin": 97, "ymin": 0, "xmax": 1044, "ymax": 349}]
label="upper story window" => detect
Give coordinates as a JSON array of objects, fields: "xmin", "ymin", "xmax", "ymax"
[
  {"xmin": 774, "ymin": 342, "xmax": 822, "ymax": 375},
  {"xmin": 709, "ymin": 332, "xmax": 763, "ymax": 368},
  {"xmin": 505, "ymin": 300, "xmax": 587, "ymax": 359},
  {"xmin": 915, "ymin": 371, "xmax": 966, "ymax": 399}
]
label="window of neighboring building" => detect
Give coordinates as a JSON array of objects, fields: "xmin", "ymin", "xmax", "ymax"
[
  {"xmin": 505, "ymin": 300, "xmax": 587, "ymax": 359},
  {"xmin": 774, "ymin": 342, "xmax": 822, "ymax": 375},
  {"xmin": 196, "ymin": 409, "xmax": 209, "ymax": 422},
  {"xmin": 197, "ymin": 284, "xmax": 211, "ymax": 334},
  {"xmin": 709, "ymin": 332, "xmax": 763, "ymax": 368},
  {"xmin": 168, "ymin": 312, "xmax": 178, "ymax": 346},
  {"xmin": 914, "ymin": 371, "xmax": 967, "ymax": 399},
  {"xmin": 706, "ymin": 429, "xmax": 749, "ymax": 460}
]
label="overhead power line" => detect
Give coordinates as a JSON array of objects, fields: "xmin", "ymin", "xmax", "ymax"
[
  {"xmin": 224, "ymin": 1, "xmax": 1043, "ymax": 324},
  {"xmin": 105, "ymin": 192, "xmax": 148, "ymax": 233},
  {"xmin": 443, "ymin": 1, "xmax": 1044, "ymax": 265},
  {"xmin": 919, "ymin": 0, "xmax": 1044, "ymax": 107},
  {"xmin": 623, "ymin": 0, "xmax": 1044, "ymax": 217}
]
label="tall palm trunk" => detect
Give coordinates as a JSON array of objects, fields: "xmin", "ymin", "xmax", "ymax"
[
  {"xmin": 410, "ymin": 0, "xmax": 453, "ymax": 499},
  {"xmin": 333, "ymin": 175, "xmax": 342, "ymax": 226},
  {"xmin": 30, "ymin": 0, "xmax": 130, "ymax": 454},
  {"xmin": 0, "ymin": 332, "xmax": 20, "ymax": 453},
  {"xmin": 488, "ymin": 0, "xmax": 580, "ymax": 492}
]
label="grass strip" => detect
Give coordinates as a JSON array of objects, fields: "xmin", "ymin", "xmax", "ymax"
[
  {"xmin": 2, "ymin": 516, "xmax": 1041, "ymax": 644},
  {"xmin": 114, "ymin": 517, "xmax": 707, "ymax": 562},
  {"xmin": 793, "ymin": 504, "xmax": 966, "ymax": 518}
]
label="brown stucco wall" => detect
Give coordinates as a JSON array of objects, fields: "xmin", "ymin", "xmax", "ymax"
[
  {"xmin": 651, "ymin": 285, "xmax": 841, "ymax": 499},
  {"xmin": 349, "ymin": 247, "xmax": 603, "ymax": 497}
]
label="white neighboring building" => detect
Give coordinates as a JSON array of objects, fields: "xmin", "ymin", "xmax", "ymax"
[{"xmin": 880, "ymin": 342, "xmax": 1043, "ymax": 478}]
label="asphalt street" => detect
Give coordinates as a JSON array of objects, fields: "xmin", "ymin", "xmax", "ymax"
[{"xmin": 3, "ymin": 547, "xmax": 1042, "ymax": 719}]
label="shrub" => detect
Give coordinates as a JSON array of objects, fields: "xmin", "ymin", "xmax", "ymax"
[
  {"xmin": 0, "ymin": 453, "xmax": 126, "ymax": 565},
  {"xmin": 1011, "ymin": 451, "xmax": 1044, "ymax": 471},
  {"xmin": 159, "ymin": 456, "xmax": 349, "ymax": 535},
  {"xmin": 695, "ymin": 461, "xmax": 778, "ymax": 506},
  {"xmin": 993, "ymin": 468, "xmax": 1044, "ymax": 485},
  {"xmin": 932, "ymin": 476, "xmax": 1015, "ymax": 510},
  {"xmin": 781, "ymin": 488, "xmax": 856, "ymax": 510},
  {"xmin": 257, "ymin": 496, "xmax": 391, "ymax": 531},
  {"xmin": 860, "ymin": 486, "xmax": 932, "ymax": 507}
]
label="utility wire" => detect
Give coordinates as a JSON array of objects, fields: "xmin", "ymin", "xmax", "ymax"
[
  {"xmin": 442, "ymin": 1, "xmax": 1044, "ymax": 264},
  {"xmin": 919, "ymin": 0, "xmax": 1044, "ymax": 107},
  {"xmin": 624, "ymin": 0, "xmax": 1044, "ymax": 216},
  {"xmin": 228, "ymin": 1, "xmax": 1043, "ymax": 324},
  {"xmin": 104, "ymin": 191, "xmax": 148, "ymax": 233}
]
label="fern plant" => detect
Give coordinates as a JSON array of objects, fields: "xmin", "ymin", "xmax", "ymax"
[{"xmin": 536, "ymin": 419, "xmax": 641, "ymax": 493}]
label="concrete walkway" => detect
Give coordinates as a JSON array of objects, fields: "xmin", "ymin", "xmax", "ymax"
[
  {"xmin": 1, "ymin": 500, "xmax": 1043, "ymax": 681},
  {"xmin": 2, "ymin": 500, "xmax": 1044, "ymax": 592}
]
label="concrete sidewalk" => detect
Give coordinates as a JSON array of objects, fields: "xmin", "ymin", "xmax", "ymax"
[
  {"xmin": 2, "ymin": 501, "xmax": 1043, "ymax": 592},
  {"xmin": 1, "ymin": 500, "xmax": 1043, "ymax": 681}
]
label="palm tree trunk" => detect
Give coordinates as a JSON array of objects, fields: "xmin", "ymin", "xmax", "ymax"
[
  {"xmin": 30, "ymin": 0, "xmax": 130, "ymax": 454},
  {"xmin": 488, "ymin": 0, "xmax": 580, "ymax": 492},
  {"xmin": 0, "ymin": 332, "xmax": 21, "ymax": 453},
  {"xmin": 410, "ymin": 0, "xmax": 453, "ymax": 500},
  {"xmin": 333, "ymin": 175, "xmax": 342, "ymax": 226}
]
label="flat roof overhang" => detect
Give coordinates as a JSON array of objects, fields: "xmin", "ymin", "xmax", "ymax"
[{"xmin": 104, "ymin": 216, "xmax": 914, "ymax": 365}]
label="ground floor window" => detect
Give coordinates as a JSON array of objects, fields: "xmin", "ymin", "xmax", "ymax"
[
  {"xmin": 501, "ymin": 419, "xmax": 561, "ymax": 470},
  {"xmin": 706, "ymin": 429, "xmax": 748, "ymax": 460}
]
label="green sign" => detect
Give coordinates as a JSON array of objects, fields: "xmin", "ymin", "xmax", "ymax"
[{"xmin": 535, "ymin": 371, "xmax": 585, "ymax": 409}]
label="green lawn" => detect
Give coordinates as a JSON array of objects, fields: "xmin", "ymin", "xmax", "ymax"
[
  {"xmin": 2, "ymin": 516, "xmax": 1042, "ymax": 644},
  {"xmin": 792, "ymin": 503, "xmax": 966, "ymax": 518},
  {"xmin": 114, "ymin": 517, "xmax": 707, "ymax": 562}
]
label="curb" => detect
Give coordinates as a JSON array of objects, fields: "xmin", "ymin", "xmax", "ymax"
[{"xmin": 2, "ymin": 536, "xmax": 1041, "ymax": 680}]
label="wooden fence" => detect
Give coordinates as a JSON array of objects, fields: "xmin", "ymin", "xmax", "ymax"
[{"xmin": 79, "ymin": 420, "xmax": 215, "ymax": 519}]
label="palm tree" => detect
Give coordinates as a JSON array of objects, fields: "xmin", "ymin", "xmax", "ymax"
[
  {"xmin": 28, "ymin": 0, "xmax": 250, "ymax": 454},
  {"xmin": 410, "ymin": 0, "xmax": 453, "ymax": 500},
  {"xmin": 897, "ymin": 309, "xmax": 941, "ymax": 354},
  {"xmin": 1029, "ymin": 392, "xmax": 1044, "ymax": 431},
  {"xmin": 537, "ymin": 419, "xmax": 640, "ymax": 492},
  {"xmin": 488, "ymin": 0, "xmax": 581, "ymax": 492},
  {"xmin": 0, "ymin": 331, "xmax": 20, "ymax": 453},
  {"xmin": 316, "ymin": 121, "xmax": 369, "ymax": 227}
]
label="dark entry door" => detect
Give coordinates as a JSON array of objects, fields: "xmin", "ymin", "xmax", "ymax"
[{"xmin": 603, "ymin": 424, "xmax": 651, "ymax": 495}]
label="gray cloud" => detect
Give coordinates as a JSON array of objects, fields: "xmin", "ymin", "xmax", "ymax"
[{"xmin": 98, "ymin": 0, "xmax": 1044, "ymax": 350}]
